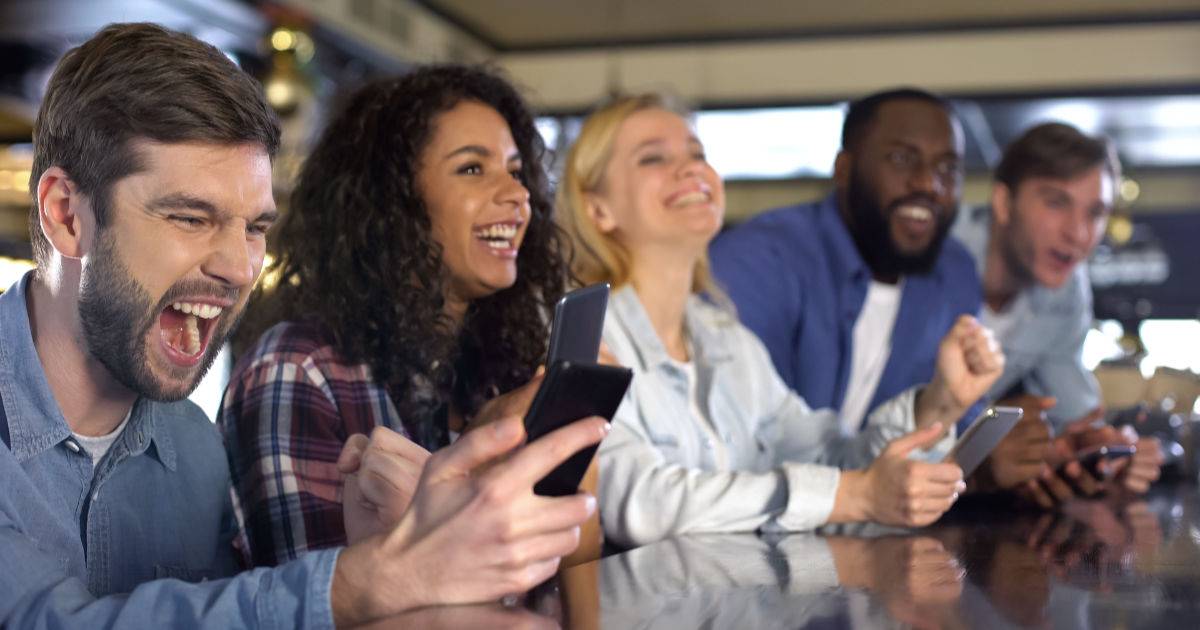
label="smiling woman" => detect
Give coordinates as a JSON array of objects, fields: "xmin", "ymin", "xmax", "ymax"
[{"xmin": 219, "ymin": 65, "xmax": 576, "ymax": 567}]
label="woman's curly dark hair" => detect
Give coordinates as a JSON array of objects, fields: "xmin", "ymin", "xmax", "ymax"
[{"xmin": 238, "ymin": 65, "xmax": 570, "ymax": 448}]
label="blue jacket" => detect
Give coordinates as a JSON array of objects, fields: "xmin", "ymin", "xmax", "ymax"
[{"xmin": 710, "ymin": 193, "xmax": 982, "ymax": 428}]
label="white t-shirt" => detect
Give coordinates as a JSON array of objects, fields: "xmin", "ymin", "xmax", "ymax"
[
  {"xmin": 981, "ymin": 292, "xmax": 1029, "ymax": 345},
  {"xmin": 669, "ymin": 356, "xmax": 729, "ymax": 470},
  {"xmin": 839, "ymin": 280, "xmax": 903, "ymax": 433},
  {"xmin": 72, "ymin": 411, "xmax": 132, "ymax": 468}
]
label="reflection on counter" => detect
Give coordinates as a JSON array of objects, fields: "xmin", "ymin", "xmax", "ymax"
[{"xmin": 350, "ymin": 484, "xmax": 1200, "ymax": 629}]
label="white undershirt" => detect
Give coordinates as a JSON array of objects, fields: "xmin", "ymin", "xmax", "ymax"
[
  {"xmin": 670, "ymin": 351, "xmax": 729, "ymax": 470},
  {"xmin": 72, "ymin": 411, "xmax": 132, "ymax": 468},
  {"xmin": 840, "ymin": 280, "xmax": 903, "ymax": 433},
  {"xmin": 981, "ymin": 292, "xmax": 1029, "ymax": 345}
]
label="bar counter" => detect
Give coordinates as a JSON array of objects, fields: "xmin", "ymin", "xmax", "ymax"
[{"xmin": 359, "ymin": 483, "xmax": 1200, "ymax": 629}]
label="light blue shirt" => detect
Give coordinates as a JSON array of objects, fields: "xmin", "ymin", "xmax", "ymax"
[
  {"xmin": 953, "ymin": 207, "xmax": 1101, "ymax": 426},
  {"xmin": 597, "ymin": 285, "xmax": 953, "ymax": 549},
  {"xmin": 0, "ymin": 272, "xmax": 337, "ymax": 628}
]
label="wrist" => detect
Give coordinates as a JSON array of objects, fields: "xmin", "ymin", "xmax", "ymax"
[
  {"xmin": 331, "ymin": 523, "xmax": 427, "ymax": 627},
  {"xmin": 331, "ymin": 540, "xmax": 386, "ymax": 627},
  {"xmin": 916, "ymin": 383, "xmax": 965, "ymax": 429},
  {"xmin": 830, "ymin": 469, "xmax": 872, "ymax": 523}
]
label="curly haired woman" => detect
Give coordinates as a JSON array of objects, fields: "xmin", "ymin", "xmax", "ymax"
[{"xmin": 218, "ymin": 65, "xmax": 590, "ymax": 567}]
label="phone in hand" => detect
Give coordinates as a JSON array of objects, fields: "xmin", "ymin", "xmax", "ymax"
[
  {"xmin": 943, "ymin": 407, "xmax": 1024, "ymax": 477},
  {"xmin": 547, "ymin": 284, "xmax": 610, "ymax": 365},
  {"xmin": 1073, "ymin": 444, "xmax": 1136, "ymax": 478},
  {"xmin": 524, "ymin": 359, "xmax": 632, "ymax": 496}
]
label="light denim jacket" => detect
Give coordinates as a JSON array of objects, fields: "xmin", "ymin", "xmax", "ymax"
[
  {"xmin": 0, "ymin": 273, "xmax": 337, "ymax": 629},
  {"xmin": 953, "ymin": 207, "xmax": 1101, "ymax": 427},
  {"xmin": 597, "ymin": 286, "xmax": 954, "ymax": 548}
]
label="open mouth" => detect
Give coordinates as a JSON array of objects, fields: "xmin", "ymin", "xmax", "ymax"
[
  {"xmin": 158, "ymin": 301, "xmax": 224, "ymax": 365},
  {"xmin": 666, "ymin": 188, "xmax": 713, "ymax": 209},
  {"xmin": 896, "ymin": 204, "xmax": 934, "ymax": 223},
  {"xmin": 472, "ymin": 221, "xmax": 523, "ymax": 258},
  {"xmin": 1049, "ymin": 249, "xmax": 1075, "ymax": 266}
]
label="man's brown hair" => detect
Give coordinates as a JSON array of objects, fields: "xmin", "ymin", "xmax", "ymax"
[
  {"xmin": 29, "ymin": 22, "xmax": 280, "ymax": 266},
  {"xmin": 994, "ymin": 122, "xmax": 1121, "ymax": 192}
]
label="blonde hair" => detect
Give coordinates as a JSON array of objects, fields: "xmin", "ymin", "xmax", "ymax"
[{"xmin": 556, "ymin": 93, "xmax": 723, "ymax": 297}]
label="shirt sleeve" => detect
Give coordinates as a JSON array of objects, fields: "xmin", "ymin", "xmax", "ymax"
[
  {"xmin": 1026, "ymin": 309, "xmax": 1101, "ymax": 427},
  {"xmin": 598, "ymin": 387, "xmax": 842, "ymax": 549},
  {"xmin": 0, "ymin": 512, "xmax": 339, "ymax": 630},
  {"xmin": 219, "ymin": 356, "xmax": 353, "ymax": 567}
]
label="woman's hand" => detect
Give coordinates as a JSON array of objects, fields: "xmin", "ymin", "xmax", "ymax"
[
  {"xmin": 339, "ymin": 427, "xmax": 432, "ymax": 544},
  {"xmin": 834, "ymin": 423, "xmax": 965, "ymax": 527}
]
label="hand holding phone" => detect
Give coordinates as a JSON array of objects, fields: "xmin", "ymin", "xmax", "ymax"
[
  {"xmin": 524, "ymin": 360, "xmax": 632, "ymax": 496},
  {"xmin": 942, "ymin": 407, "xmax": 1024, "ymax": 478}
]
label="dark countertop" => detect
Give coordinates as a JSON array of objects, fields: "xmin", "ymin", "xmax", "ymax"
[{"xmin": 358, "ymin": 483, "xmax": 1200, "ymax": 629}]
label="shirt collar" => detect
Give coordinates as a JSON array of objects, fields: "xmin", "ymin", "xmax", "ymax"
[
  {"xmin": 609, "ymin": 284, "xmax": 734, "ymax": 370},
  {"xmin": 0, "ymin": 271, "xmax": 176, "ymax": 470},
  {"xmin": 816, "ymin": 192, "xmax": 872, "ymax": 285}
]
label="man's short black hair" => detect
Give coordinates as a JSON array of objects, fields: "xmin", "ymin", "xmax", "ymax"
[{"xmin": 841, "ymin": 87, "xmax": 955, "ymax": 150}]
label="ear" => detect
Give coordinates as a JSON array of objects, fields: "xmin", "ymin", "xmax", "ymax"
[
  {"xmin": 584, "ymin": 193, "xmax": 619, "ymax": 235},
  {"xmin": 37, "ymin": 166, "xmax": 94, "ymax": 259},
  {"xmin": 832, "ymin": 150, "xmax": 853, "ymax": 191},
  {"xmin": 991, "ymin": 182, "xmax": 1013, "ymax": 228}
]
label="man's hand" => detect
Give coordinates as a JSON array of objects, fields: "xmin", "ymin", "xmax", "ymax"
[
  {"xmin": 836, "ymin": 423, "xmax": 965, "ymax": 527},
  {"xmin": 330, "ymin": 415, "xmax": 610, "ymax": 626},
  {"xmin": 1121, "ymin": 434, "xmax": 1163, "ymax": 494},
  {"xmin": 918, "ymin": 315, "xmax": 1005, "ymax": 427},
  {"xmin": 979, "ymin": 395, "xmax": 1055, "ymax": 491},
  {"xmin": 338, "ymin": 427, "xmax": 432, "ymax": 544}
]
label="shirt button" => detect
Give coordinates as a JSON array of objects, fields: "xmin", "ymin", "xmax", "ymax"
[{"xmin": 65, "ymin": 440, "xmax": 81, "ymax": 453}]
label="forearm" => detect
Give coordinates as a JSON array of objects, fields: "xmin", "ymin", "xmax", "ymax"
[
  {"xmin": 562, "ymin": 459, "xmax": 602, "ymax": 567},
  {"xmin": 4, "ymin": 547, "xmax": 340, "ymax": 630}
]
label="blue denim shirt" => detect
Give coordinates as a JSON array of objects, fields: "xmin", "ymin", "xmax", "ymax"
[
  {"xmin": 710, "ymin": 193, "xmax": 983, "ymax": 429},
  {"xmin": 0, "ymin": 272, "xmax": 337, "ymax": 628},
  {"xmin": 953, "ymin": 206, "xmax": 1101, "ymax": 427}
]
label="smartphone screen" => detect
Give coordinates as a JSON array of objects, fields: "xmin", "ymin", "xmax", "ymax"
[{"xmin": 524, "ymin": 360, "xmax": 632, "ymax": 496}]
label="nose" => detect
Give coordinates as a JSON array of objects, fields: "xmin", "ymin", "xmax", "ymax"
[
  {"xmin": 1064, "ymin": 206, "xmax": 1093, "ymax": 247},
  {"xmin": 908, "ymin": 162, "xmax": 939, "ymax": 196},
  {"xmin": 496, "ymin": 172, "xmax": 531, "ymax": 214},
  {"xmin": 201, "ymin": 223, "xmax": 256, "ymax": 289}
]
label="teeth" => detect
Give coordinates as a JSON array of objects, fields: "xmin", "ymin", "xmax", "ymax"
[
  {"xmin": 475, "ymin": 224, "xmax": 518, "ymax": 240},
  {"xmin": 671, "ymin": 191, "xmax": 710, "ymax": 206},
  {"xmin": 484, "ymin": 239, "xmax": 512, "ymax": 249},
  {"xmin": 171, "ymin": 302, "xmax": 223, "ymax": 320},
  {"xmin": 898, "ymin": 205, "xmax": 934, "ymax": 221},
  {"xmin": 185, "ymin": 314, "xmax": 201, "ymax": 355}
]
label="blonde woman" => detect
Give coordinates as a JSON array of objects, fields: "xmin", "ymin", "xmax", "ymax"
[{"xmin": 558, "ymin": 94, "xmax": 1006, "ymax": 548}]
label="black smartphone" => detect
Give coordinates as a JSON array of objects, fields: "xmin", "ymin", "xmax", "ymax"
[
  {"xmin": 942, "ymin": 407, "xmax": 1024, "ymax": 477},
  {"xmin": 1075, "ymin": 444, "xmax": 1137, "ymax": 478},
  {"xmin": 524, "ymin": 360, "xmax": 632, "ymax": 497},
  {"xmin": 547, "ymin": 284, "xmax": 610, "ymax": 365}
]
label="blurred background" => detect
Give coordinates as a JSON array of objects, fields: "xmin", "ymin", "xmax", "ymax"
[{"xmin": 1, "ymin": 0, "xmax": 1199, "ymax": 420}]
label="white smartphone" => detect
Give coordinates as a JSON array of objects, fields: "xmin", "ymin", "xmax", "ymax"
[{"xmin": 942, "ymin": 407, "xmax": 1024, "ymax": 477}]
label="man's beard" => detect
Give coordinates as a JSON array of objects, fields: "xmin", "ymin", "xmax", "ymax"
[
  {"xmin": 844, "ymin": 165, "xmax": 956, "ymax": 277},
  {"xmin": 78, "ymin": 232, "xmax": 241, "ymax": 402}
]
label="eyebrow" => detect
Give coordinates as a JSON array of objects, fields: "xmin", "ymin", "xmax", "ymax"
[
  {"xmin": 884, "ymin": 140, "xmax": 960, "ymax": 158},
  {"xmin": 444, "ymin": 144, "xmax": 522, "ymax": 163},
  {"xmin": 146, "ymin": 192, "xmax": 277, "ymax": 223},
  {"xmin": 633, "ymin": 136, "xmax": 702, "ymax": 152}
]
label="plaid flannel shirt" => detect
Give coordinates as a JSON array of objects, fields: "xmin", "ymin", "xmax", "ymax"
[{"xmin": 219, "ymin": 320, "xmax": 409, "ymax": 567}]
